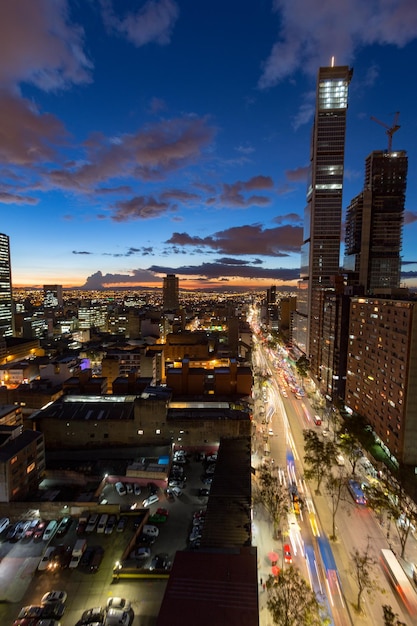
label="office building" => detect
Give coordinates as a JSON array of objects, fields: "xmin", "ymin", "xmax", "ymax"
[
  {"xmin": 299, "ymin": 64, "xmax": 352, "ymax": 379},
  {"xmin": 43, "ymin": 284, "xmax": 63, "ymax": 308},
  {"xmin": 345, "ymin": 297, "xmax": 417, "ymax": 465},
  {"xmin": 344, "ymin": 150, "xmax": 408, "ymax": 293},
  {"xmin": 0, "ymin": 233, "xmax": 13, "ymax": 338},
  {"xmin": 163, "ymin": 274, "xmax": 179, "ymax": 311}
]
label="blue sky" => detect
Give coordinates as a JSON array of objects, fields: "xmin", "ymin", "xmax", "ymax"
[{"xmin": 2, "ymin": 0, "xmax": 417, "ymax": 290}]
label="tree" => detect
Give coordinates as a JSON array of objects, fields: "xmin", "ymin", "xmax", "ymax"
[
  {"xmin": 303, "ymin": 430, "xmax": 337, "ymax": 494},
  {"xmin": 325, "ymin": 469, "xmax": 347, "ymax": 540},
  {"xmin": 266, "ymin": 567, "xmax": 328, "ymax": 626},
  {"xmin": 350, "ymin": 540, "xmax": 378, "ymax": 614},
  {"xmin": 338, "ymin": 432, "xmax": 362, "ymax": 475},
  {"xmin": 257, "ymin": 465, "xmax": 289, "ymax": 538},
  {"xmin": 382, "ymin": 604, "xmax": 407, "ymax": 626}
]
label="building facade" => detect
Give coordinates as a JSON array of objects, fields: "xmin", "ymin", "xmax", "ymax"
[
  {"xmin": 345, "ymin": 297, "xmax": 417, "ymax": 466},
  {"xmin": 0, "ymin": 233, "xmax": 13, "ymax": 338},
  {"xmin": 163, "ymin": 274, "xmax": 179, "ymax": 311},
  {"xmin": 344, "ymin": 150, "xmax": 408, "ymax": 293},
  {"xmin": 299, "ymin": 65, "xmax": 352, "ymax": 378}
]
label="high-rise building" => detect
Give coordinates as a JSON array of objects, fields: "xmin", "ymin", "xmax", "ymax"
[
  {"xmin": 43, "ymin": 284, "xmax": 63, "ymax": 308},
  {"xmin": 299, "ymin": 64, "xmax": 353, "ymax": 378},
  {"xmin": 163, "ymin": 274, "xmax": 179, "ymax": 311},
  {"xmin": 344, "ymin": 150, "xmax": 408, "ymax": 293},
  {"xmin": 0, "ymin": 233, "xmax": 13, "ymax": 338}
]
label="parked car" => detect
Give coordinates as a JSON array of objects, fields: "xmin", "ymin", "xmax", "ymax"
[
  {"xmin": 33, "ymin": 520, "xmax": 46, "ymax": 540},
  {"xmin": 116, "ymin": 517, "xmax": 127, "ymax": 533},
  {"xmin": 168, "ymin": 486, "xmax": 182, "ymax": 497},
  {"xmin": 89, "ymin": 546, "xmax": 104, "ymax": 572},
  {"xmin": 149, "ymin": 553, "xmax": 170, "ymax": 570},
  {"xmin": 79, "ymin": 546, "xmax": 95, "ymax": 569},
  {"xmin": 104, "ymin": 608, "xmax": 130, "ymax": 626},
  {"xmin": 0, "ymin": 516, "xmax": 9, "ymax": 534},
  {"xmin": 43, "ymin": 520, "xmax": 58, "ymax": 541},
  {"xmin": 105, "ymin": 515, "xmax": 117, "ymax": 534},
  {"xmin": 85, "ymin": 514, "xmax": 99, "ymax": 533},
  {"xmin": 142, "ymin": 494, "xmax": 159, "ymax": 507},
  {"xmin": 24, "ymin": 519, "xmax": 40, "ymax": 539},
  {"xmin": 106, "ymin": 597, "xmax": 131, "ymax": 611},
  {"xmin": 56, "ymin": 516, "xmax": 72, "ymax": 537},
  {"xmin": 199, "ymin": 488, "xmax": 210, "ymax": 497},
  {"xmin": 129, "ymin": 546, "xmax": 151, "ymax": 560},
  {"xmin": 15, "ymin": 520, "xmax": 31, "ymax": 541},
  {"xmin": 134, "ymin": 483, "xmax": 141, "ymax": 496},
  {"xmin": 147, "ymin": 482, "xmax": 158, "ymax": 495},
  {"xmin": 79, "ymin": 606, "xmax": 105, "ymax": 624},
  {"xmin": 142, "ymin": 524, "xmax": 159, "ymax": 538},
  {"xmin": 125, "ymin": 483, "xmax": 133, "ymax": 495},
  {"xmin": 41, "ymin": 590, "xmax": 67, "ymax": 605},
  {"xmin": 115, "ymin": 482, "xmax": 126, "ymax": 496}
]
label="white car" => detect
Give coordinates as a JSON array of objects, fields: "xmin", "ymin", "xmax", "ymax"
[
  {"xmin": 38, "ymin": 546, "xmax": 56, "ymax": 571},
  {"xmin": 142, "ymin": 494, "xmax": 159, "ymax": 507},
  {"xmin": 41, "ymin": 590, "xmax": 67, "ymax": 605},
  {"xmin": 169, "ymin": 486, "xmax": 182, "ymax": 497},
  {"xmin": 106, "ymin": 597, "xmax": 131, "ymax": 611},
  {"xmin": 105, "ymin": 608, "xmax": 131, "ymax": 626},
  {"xmin": 115, "ymin": 482, "xmax": 126, "ymax": 496},
  {"xmin": 142, "ymin": 524, "xmax": 159, "ymax": 538}
]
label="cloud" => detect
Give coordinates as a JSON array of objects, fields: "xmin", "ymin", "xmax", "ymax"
[
  {"xmin": 404, "ymin": 210, "xmax": 417, "ymax": 225},
  {"xmin": 111, "ymin": 196, "xmax": 173, "ymax": 221},
  {"xmin": 259, "ymin": 0, "xmax": 417, "ymax": 88},
  {"xmin": 81, "ymin": 268, "xmax": 159, "ymax": 289},
  {"xmin": 100, "ymin": 0, "xmax": 179, "ymax": 47},
  {"xmin": 148, "ymin": 261, "xmax": 300, "ymax": 282},
  {"xmin": 72, "ymin": 250, "xmax": 92, "ymax": 255},
  {"xmin": 0, "ymin": 0, "xmax": 92, "ymax": 91},
  {"xmin": 0, "ymin": 91, "xmax": 68, "ymax": 166},
  {"xmin": 0, "ymin": 191, "xmax": 38, "ymax": 205},
  {"xmin": 47, "ymin": 116, "xmax": 216, "ymax": 192},
  {"xmin": 219, "ymin": 175, "xmax": 274, "ymax": 208},
  {"xmin": 166, "ymin": 222, "xmax": 302, "ymax": 257},
  {"xmin": 285, "ymin": 166, "xmax": 309, "ymax": 183}
]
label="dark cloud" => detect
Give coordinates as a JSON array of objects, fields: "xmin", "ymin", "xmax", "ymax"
[
  {"xmin": 0, "ymin": 191, "xmax": 38, "ymax": 205},
  {"xmin": 273, "ymin": 213, "xmax": 302, "ymax": 225},
  {"xmin": 72, "ymin": 250, "xmax": 92, "ymax": 255},
  {"xmin": 148, "ymin": 261, "xmax": 300, "ymax": 282},
  {"xmin": 219, "ymin": 175, "xmax": 274, "ymax": 208},
  {"xmin": 160, "ymin": 189, "xmax": 200, "ymax": 202},
  {"xmin": 111, "ymin": 196, "xmax": 173, "ymax": 221},
  {"xmin": 166, "ymin": 223, "xmax": 302, "ymax": 256},
  {"xmin": 81, "ymin": 268, "xmax": 158, "ymax": 289}
]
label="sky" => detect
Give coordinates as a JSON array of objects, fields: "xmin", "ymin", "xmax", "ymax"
[{"xmin": 2, "ymin": 0, "xmax": 417, "ymax": 292}]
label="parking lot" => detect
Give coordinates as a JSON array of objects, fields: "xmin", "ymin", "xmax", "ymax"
[{"xmin": 0, "ymin": 451, "xmax": 215, "ymax": 626}]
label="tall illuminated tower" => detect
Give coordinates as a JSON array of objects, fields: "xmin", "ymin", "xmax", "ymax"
[
  {"xmin": 0, "ymin": 233, "xmax": 13, "ymax": 338},
  {"xmin": 300, "ymin": 64, "xmax": 352, "ymax": 378}
]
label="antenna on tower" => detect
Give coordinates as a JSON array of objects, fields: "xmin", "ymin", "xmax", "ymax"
[{"xmin": 370, "ymin": 111, "xmax": 401, "ymax": 152}]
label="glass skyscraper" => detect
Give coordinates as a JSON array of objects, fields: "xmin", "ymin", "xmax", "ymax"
[
  {"xmin": 300, "ymin": 64, "xmax": 352, "ymax": 378},
  {"xmin": 0, "ymin": 233, "xmax": 13, "ymax": 338}
]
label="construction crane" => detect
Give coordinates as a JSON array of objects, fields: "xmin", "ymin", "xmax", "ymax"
[{"xmin": 370, "ymin": 111, "xmax": 400, "ymax": 152}]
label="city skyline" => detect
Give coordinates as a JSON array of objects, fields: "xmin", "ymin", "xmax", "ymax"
[{"xmin": 2, "ymin": 1, "xmax": 417, "ymax": 291}]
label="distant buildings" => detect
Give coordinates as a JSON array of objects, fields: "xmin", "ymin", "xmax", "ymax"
[
  {"xmin": 0, "ymin": 424, "xmax": 45, "ymax": 502},
  {"xmin": 43, "ymin": 284, "xmax": 63, "ymax": 308}
]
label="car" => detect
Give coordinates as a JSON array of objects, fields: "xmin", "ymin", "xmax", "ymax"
[
  {"xmin": 105, "ymin": 515, "xmax": 117, "ymax": 534},
  {"xmin": 48, "ymin": 545, "xmax": 72, "ymax": 570},
  {"xmin": 56, "ymin": 516, "xmax": 72, "ymax": 537},
  {"xmin": 43, "ymin": 520, "xmax": 58, "ymax": 541},
  {"xmin": 206, "ymin": 453, "xmax": 218, "ymax": 463},
  {"xmin": 38, "ymin": 546, "xmax": 56, "ymax": 571},
  {"xmin": 41, "ymin": 590, "xmax": 67, "ymax": 605},
  {"xmin": 79, "ymin": 546, "xmax": 95, "ymax": 569},
  {"xmin": 142, "ymin": 494, "xmax": 159, "ymax": 507},
  {"xmin": 15, "ymin": 520, "xmax": 31, "ymax": 541},
  {"xmin": 0, "ymin": 516, "xmax": 9, "ymax": 534},
  {"xmin": 89, "ymin": 546, "xmax": 104, "ymax": 571},
  {"xmin": 168, "ymin": 486, "xmax": 182, "ymax": 497},
  {"xmin": 97, "ymin": 514, "xmax": 108, "ymax": 534},
  {"xmin": 37, "ymin": 620, "xmax": 62, "ymax": 626},
  {"xmin": 85, "ymin": 514, "xmax": 99, "ymax": 533},
  {"xmin": 201, "ymin": 475, "xmax": 213, "ymax": 485},
  {"xmin": 136, "ymin": 533, "xmax": 155, "ymax": 546},
  {"xmin": 106, "ymin": 597, "xmax": 131, "ymax": 611},
  {"xmin": 115, "ymin": 482, "xmax": 126, "ymax": 496},
  {"xmin": 142, "ymin": 524, "xmax": 159, "ymax": 538},
  {"xmin": 199, "ymin": 488, "xmax": 210, "ymax": 497},
  {"xmin": 24, "ymin": 519, "xmax": 40, "ymax": 539},
  {"xmin": 33, "ymin": 520, "xmax": 46, "ymax": 540},
  {"xmin": 79, "ymin": 606, "xmax": 105, "ymax": 624},
  {"xmin": 283, "ymin": 544, "xmax": 292, "ymax": 563},
  {"xmin": 149, "ymin": 553, "xmax": 170, "ymax": 570},
  {"xmin": 168, "ymin": 479, "xmax": 185, "ymax": 488},
  {"xmin": 40, "ymin": 602, "xmax": 65, "ymax": 619},
  {"xmin": 104, "ymin": 608, "xmax": 130, "ymax": 626},
  {"xmin": 17, "ymin": 606, "xmax": 44, "ymax": 620},
  {"xmin": 156, "ymin": 507, "xmax": 168, "ymax": 517},
  {"xmin": 129, "ymin": 546, "xmax": 151, "ymax": 560},
  {"xmin": 134, "ymin": 483, "xmax": 141, "ymax": 496},
  {"xmin": 147, "ymin": 482, "xmax": 158, "ymax": 495},
  {"xmin": 189, "ymin": 528, "xmax": 202, "ymax": 543},
  {"xmin": 126, "ymin": 483, "xmax": 133, "ymax": 494},
  {"xmin": 116, "ymin": 516, "xmax": 127, "ymax": 532}
]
